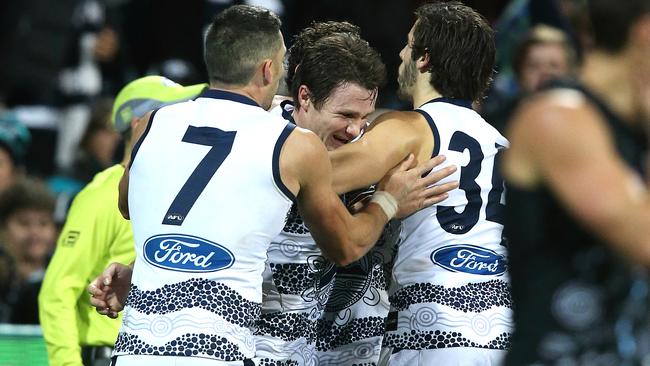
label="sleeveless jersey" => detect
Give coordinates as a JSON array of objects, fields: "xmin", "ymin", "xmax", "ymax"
[
  {"xmin": 383, "ymin": 98, "xmax": 513, "ymax": 356},
  {"xmin": 259, "ymin": 101, "xmax": 400, "ymax": 366},
  {"xmin": 113, "ymin": 89, "xmax": 295, "ymax": 362},
  {"xmin": 256, "ymin": 100, "xmax": 335, "ymax": 366},
  {"xmin": 505, "ymin": 81, "xmax": 650, "ymax": 365}
]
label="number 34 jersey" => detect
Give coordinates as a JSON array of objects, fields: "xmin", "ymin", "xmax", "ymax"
[
  {"xmin": 384, "ymin": 98, "xmax": 513, "ymax": 352},
  {"xmin": 114, "ymin": 89, "xmax": 295, "ymax": 362}
]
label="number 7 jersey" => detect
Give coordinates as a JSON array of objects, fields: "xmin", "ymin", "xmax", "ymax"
[
  {"xmin": 383, "ymin": 98, "xmax": 513, "ymax": 359},
  {"xmin": 114, "ymin": 89, "xmax": 295, "ymax": 362}
]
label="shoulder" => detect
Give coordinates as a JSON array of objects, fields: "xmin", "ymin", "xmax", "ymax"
[
  {"xmin": 283, "ymin": 126, "xmax": 325, "ymax": 155},
  {"xmin": 364, "ymin": 110, "xmax": 430, "ymax": 150},
  {"xmin": 508, "ymin": 89, "xmax": 604, "ymax": 145},
  {"xmin": 281, "ymin": 127, "xmax": 328, "ymax": 176},
  {"xmin": 504, "ymin": 89, "xmax": 610, "ymax": 185},
  {"xmin": 370, "ymin": 110, "xmax": 426, "ymax": 127}
]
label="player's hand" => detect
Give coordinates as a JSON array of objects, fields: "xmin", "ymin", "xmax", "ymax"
[
  {"xmin": 377, "ymin": 154, "xmax": 458, "ymax": 218},
  {"xmin": 395, "ymin": 156, "xmax": 458, "ymax": 218},
  {"xmin": 88, "ymin": 262, "xmax": 133, "ymax": 319}
]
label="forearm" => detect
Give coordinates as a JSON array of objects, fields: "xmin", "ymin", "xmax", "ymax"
[{"xmin": 307, "ymin": 196, "xmax": 389, "ymax": 266}]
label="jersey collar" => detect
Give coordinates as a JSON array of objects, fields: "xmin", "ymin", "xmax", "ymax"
[
  {"xmin": 420, "ymin": 97, "xmax": 473, "ymax": 110},
  {"xmin": 199, "ymin": 89, "xmax": 261, "ymax": 108}
]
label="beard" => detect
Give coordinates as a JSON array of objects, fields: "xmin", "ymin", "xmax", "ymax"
[{"xmin": 397, "ymin": 59, "xmax": 417, "ymax": 102}]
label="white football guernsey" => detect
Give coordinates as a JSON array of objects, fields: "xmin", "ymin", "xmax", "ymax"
[
  {"xmin": 317, "ymin": 187, "xmax": 400, "ymax": 366},
  {"xmin": 255, "ymin": 100, "xmax": 334, "ymax": 366},
  {"xmin": 113, "ymin": 89, "xmax": 295, "ymax": 363},
  {"xmin": 382, "ymin": 98, "xmax": 513, "ymax": 365}
]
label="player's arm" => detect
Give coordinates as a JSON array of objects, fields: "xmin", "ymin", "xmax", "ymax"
[
  {"xmin": 329, "ymin": 111, "xmax": 457, "ymax": 197},
  {"xmin": 118, "ymin": 111, "xmax": 153, "ymax": 219},
  {"xmin": 329, "ymin": 111, "xmax": 421, "ymax": 194},
  {"xmin": 281, "ymin": 128, "xmax": 431, "ymax": 266},
  {"xmin": 38, "ymin": 191, "xmax": 113, "ymax": 365},
  {"xmin": 504, "ymin": 90, "xmax": 650, "ymax": 263}
]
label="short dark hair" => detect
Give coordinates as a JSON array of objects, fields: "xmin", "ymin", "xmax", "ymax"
[
  {"xmin": 204, "ymin": 5, "xmax": 282, "ymax": 85},
  {"xmin": 287, "ymin": 21, "xmax": 361, "ymax": 87},
  {"xmin": 0, "ymin": 178, "xmax": 54, "ymax": 224},
  {"xmin": 290, "ymin": 33, "xmax": 386, "ymax": 110},
  {"xmin": 588, "ymin": 0, "xmax": 650, "ymax": 53},
  {"xmin": 412, "ymin": 1, "xmax": 495, "ymax": 101}
]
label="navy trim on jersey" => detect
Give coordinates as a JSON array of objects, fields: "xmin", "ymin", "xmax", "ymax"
[
  {"xmin": 422, "ymin": 97, "xmax": 473, "ymax": 110},
  {"xmin": 414, "ymin": 109, "xmax": 441, "ymax": 158},
  {"xmin": 272, "ymin": 123, "xmax": 297, "ymax": 202},
  {"xmin": 198, "ymin": 89, "xmax": 261, "ymax": 108},
  {"xmin": 280, "ymin": 100, "xmax": 296, "ymax": 124},
  {"xmin": 129, "ymin": 108, "xmax": 159, "ymax": 168}
]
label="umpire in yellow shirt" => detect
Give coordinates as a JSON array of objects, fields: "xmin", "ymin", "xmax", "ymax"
[{"xmin": 38, "ymin": 76, "xmax": 206, "ymax": 366}]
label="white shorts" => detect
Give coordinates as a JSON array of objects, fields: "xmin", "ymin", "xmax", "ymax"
[{"xmin": 378, "ymin": 347, "xmax": 506, "ymax": 366}]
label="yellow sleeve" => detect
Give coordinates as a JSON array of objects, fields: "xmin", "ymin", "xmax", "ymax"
[{"xmin": 39, "ymin": 176, "xmax": 115, "ymax": 366}]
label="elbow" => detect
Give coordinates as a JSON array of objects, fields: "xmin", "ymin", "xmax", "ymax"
[
  {"xmin": 329, "ymin": 242, "xmax": 364, "ymax": 267},
  {"xmin": 333, "ymin": 256, "xmax": 354, "ymax": 267}
]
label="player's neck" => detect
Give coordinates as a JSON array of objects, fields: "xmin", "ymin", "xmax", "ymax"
[
  {"xmin": 581, "ymin": 51, "xmax": 637, "ymax": 124},
  {"xmin": 209, "ymin": 83, "xmax": 266, "ymax": 107},
  {"xmin": 290, "ymin": 108, "xmax": 307, "ymax": 129},
  {"xmin": 411, "ymin": 84, "xmax": 442, "ymax": 109}
]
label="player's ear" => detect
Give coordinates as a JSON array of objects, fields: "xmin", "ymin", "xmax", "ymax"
[
  {"xmin": 417, "ymin": 51, "xmax": 430, "ymax": 73},
  {"xmin": 261, "ymin": 58, "xmax": 274, "ymax": 86},
  {"xmin": 297, "ymin": 85, "xmax": 312, "ymax": 111}
]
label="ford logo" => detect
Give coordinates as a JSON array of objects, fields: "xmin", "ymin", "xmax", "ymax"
[
  {"xmin": 143, "ymin": 234, "xmax": 234, "ymax": 273},
  {"xmin": 431, "ymin": 244, "xmax": 507, "ymax": 276}
]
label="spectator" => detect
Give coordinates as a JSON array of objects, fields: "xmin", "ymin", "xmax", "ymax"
[
  {"xmin": 0, "ymin": 178, "xmax": 56, "ymax": 324},
  {"xmin": 485, "ymin": 25, "xmax": 577, "ymax": 133},
  {"xmin": 69, "ymin": 98, "xmax": 120, "ymax": 184}
]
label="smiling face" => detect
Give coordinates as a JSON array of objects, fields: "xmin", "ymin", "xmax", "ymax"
[
  {"xmin": 299, "ymin": 82, "xmax": 377, "ymax": 150},
  {"xmin": 3, "ymin": 208, "xmax": 55, "ymax": 265}
]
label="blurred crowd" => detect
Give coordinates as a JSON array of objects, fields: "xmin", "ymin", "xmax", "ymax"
[{"xmin": 0, "ymin": 0, "xmax": 588, "ymax": 324}]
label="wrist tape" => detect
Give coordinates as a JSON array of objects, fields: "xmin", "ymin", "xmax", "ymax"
[{"xmin": 370, "ymin": 191, "xmax": 398, "ymax": 220}]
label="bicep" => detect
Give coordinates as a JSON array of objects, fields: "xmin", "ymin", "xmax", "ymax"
[
  {"xmin": 294, "ymin": 134, "xmax": 343, "ymax": 230},
  {"xmin": 528, "ymin": 102, "xmax": 646, "ymax": 243},
  {"xmin": 292, "ymin": 134, "xmax": 353, "ymax": 258},
  {"xmin": 329, "ymin": 117, "xmax": 418, "ymax": 194}
]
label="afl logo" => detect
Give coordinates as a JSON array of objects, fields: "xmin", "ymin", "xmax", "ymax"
[
  {"xmin": 143, "ymin": 234, "xmax": 234, "ymax": 273},
  {"xmin": 431, "ymin": 244, "xmax": 507, "ymax": 276}
]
